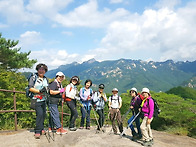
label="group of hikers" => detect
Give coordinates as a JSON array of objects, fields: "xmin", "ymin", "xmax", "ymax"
[{"xmin": 28, "ymin": 63, "xmax": 155, "ymax": 146}]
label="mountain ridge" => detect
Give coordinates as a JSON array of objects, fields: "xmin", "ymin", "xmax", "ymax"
[{"xmin": 46, "ymin": 58, "xmax": 196, "ymax": 93}]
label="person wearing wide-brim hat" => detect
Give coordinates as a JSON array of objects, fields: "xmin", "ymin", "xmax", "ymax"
[
  {"xmin": 108, "ymin": 88, "xmax": 124, "ymax": 135},
  {"xmin": 140, "ymin": 88, "xmax": 154, "ymax": 146},
  {"xmin": 28, "ymin": 63, "xmax": 49, "ymax": 139},
  {"xmin": 127, "ymin": 87, "xmax": 142, "ymax": 140}
]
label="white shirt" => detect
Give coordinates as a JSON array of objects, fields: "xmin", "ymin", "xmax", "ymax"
[
  {"xmin": 66, "ymin": 83, "xmax": 77, "ymax": 99},
  {"xmin": 109, "ymin": 95, "xmax": 122, "ymax": 109}
]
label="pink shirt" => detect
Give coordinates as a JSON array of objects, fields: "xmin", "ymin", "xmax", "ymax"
[{"xmin": 142, "ymin": 96, "xmax": 154, "ymax": 119}]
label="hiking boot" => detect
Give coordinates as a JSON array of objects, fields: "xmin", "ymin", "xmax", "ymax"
[
  {"xmin": 150, "ymin": 139, "xmax": 154, "ymax": 145},
  {"xmin": 34, "ymin": 133, "xmax": 40, "ymax": 139},
  {"xmin": 56, "ymin": 128, "xmax": 68, "ymax": 135},
  {"xmin": 86, "ymin": 127, "xmax": 90, "ymax": 130},
  {"xmin": 41, "ymin": 130, "xmax": 46, "ymax": 135},
  {"xmin": 96, "ymin": 130, "xmax": 101, "ymax": 134},
  {"xmin": 69, "ymin": 127, "xmax": 77, "ymax": 131},
  {"xmin": 101, "ymin": 128, "xmax": 106, "ymax": 133},
  {"xmin": 48, "ymin": 128, "xmax": 52, "ymax": 132},
  {"xmin": 142, "ymin": 140, "xmax": 152, "ymax": 146}
]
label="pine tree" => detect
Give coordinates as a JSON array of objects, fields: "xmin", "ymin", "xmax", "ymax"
[{"xmin": 0, "ymin": 33, "xmax": 37, "ymax": 71}]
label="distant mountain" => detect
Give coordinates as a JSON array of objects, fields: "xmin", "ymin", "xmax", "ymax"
[{"xmin": 45, "ymin": 58, "xmax": 196, "ymax": 93}]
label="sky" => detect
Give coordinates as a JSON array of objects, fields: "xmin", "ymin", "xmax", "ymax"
[{"xmin": 0, "ymin": 0, "xmax": 196, "ymax": 70}]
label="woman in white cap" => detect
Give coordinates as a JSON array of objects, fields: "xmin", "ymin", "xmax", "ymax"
[
  {"xmin": 108, "ymin": 88, "xmax": 123, "ymax": 135},
  {"xmin": 65, "ymin": 76, "xmax": 80, "ymax": 131},
  {"xmin": 127, "ymin": 87, "xmax": 142, "ymax": 140},
  {"xmin": 48, "ymin": 71, "xmax": 67, "ymax": 134},
  {"xmin": 140, "ymin": 87, "xmax": 154, "ymax": 146}
]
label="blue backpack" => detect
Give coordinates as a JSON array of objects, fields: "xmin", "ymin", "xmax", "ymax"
[{"xmin": 25, "ymin": 73, "xmax": 38, "ymax": 99}]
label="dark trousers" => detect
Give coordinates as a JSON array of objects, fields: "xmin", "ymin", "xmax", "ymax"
[
  {"xmin": 128, "ymin": 114, "xmax": 142, "ymax": 136},
  {"xmin": 66, "ymin": 99, "xmax": 78, "ymax": 128},
  {"xmin": 49, "ymin": 104, "xmax": 61, "ymax": 129},
  {"xmin": 35, "ymin": 101, "xmax": 46, "ymax": 134},
  {"xmin": 96, "ymin": 109, "xmax": 105, "ymax": 130},
  {"xmin": 80, "ymin": 106, "xmax": 91, "ymax": 127},
  {"xmin": 110, "ymin": 108, "xmax": 123, "ymax": 133}
]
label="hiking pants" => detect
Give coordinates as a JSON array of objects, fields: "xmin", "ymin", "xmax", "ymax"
[
  {"xmin": 109, "ymin": 108, "xmax": 123, "ymax": 133},
  {"xmin": 48, "ymin": 104, "xmax": 61, "ymax": 129},
  {"xmin": 35, "ymin": 101, "xmax": 46, "ymax": 134},
  {"xmin": 128, "ymin": 114, "xmax": 141, "ymax": 137},
  {"xmin": 96, "ymin": 109, "xmax": 105, "ymax": 130},
  {"xmin": 140, "ymin": 116, "xmax": 153, "ymax": 141},
  {"xmin": 66, "ymin": 99, "xmax": 78, "ymax": 128},
  {"xmin": 80, "ymin": 106, "xmax": 91, "ymax": 127}
]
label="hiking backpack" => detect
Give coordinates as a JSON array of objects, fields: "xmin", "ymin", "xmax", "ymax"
[
  {"xmin": 148, "ymin": 98, "xmax": 161, "ymax": 117},
  {"xmin": 25, "ymin": 73, "xmax": 38, "ymax": 99}
]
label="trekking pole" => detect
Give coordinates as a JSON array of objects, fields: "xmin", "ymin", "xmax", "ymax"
[
  {"xmin": 120, "ymin": 111, "xmax": 140, "ymax": 138},
  {"xmin": 91, "ymin": 106, "xmax": 103, "ymax": 133},
  {"xmin": 45, "ymin": 107, "xmax": 55, "ymax": 143}
]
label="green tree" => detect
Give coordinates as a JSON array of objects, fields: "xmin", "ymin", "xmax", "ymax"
[{"xmin": 0, "ymin": 33, "xmax": 37, "ymax": 71}]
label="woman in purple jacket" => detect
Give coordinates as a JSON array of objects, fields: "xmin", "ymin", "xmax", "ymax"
[
  {"xmin": 140, "ymin": 88, "xmax": 154, "ymax": 146},
  {"xmin": 127, "ymin": 87, "xmax": 142, "ymax": 140}
]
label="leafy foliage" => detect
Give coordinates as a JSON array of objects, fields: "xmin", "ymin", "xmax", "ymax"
[
  {"xmin": 0, "ymin": 33, "xmax": 37, "ymax": 71},
  {"xmin": 166, "ymin": 86, "xmax": 196, "ymax": 100}
]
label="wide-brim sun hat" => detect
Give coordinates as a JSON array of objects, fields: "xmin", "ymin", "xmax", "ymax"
[
  {"xmin": 141, "ymin": 87, "xmax": 150, "ymax": 94},
  {"xmin": 56, "ymin": 71, "xmax": 65, "ymax": 77},
  {"xmin": 130, "ymin": 87, "xmax": 137, "ymax": 93},
  {"xmin": 112, "ymin": 88, "xmax": 118, "ymax": 92}
]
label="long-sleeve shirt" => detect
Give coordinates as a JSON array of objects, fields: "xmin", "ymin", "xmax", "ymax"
[
  {"xmin": 142, "ymin": 96, "xmax": 154, "ymax": 119},
  {"xmin": 130, "ymin": 95, "xmax": 142, "ymax": 113}
]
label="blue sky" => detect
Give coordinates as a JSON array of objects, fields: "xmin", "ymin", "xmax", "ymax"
[{"xmin": 0, "ymin": 0, "xmax": 196, "ymax": 70}]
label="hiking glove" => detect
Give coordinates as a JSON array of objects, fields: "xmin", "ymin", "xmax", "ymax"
[
  {"xmin": 60, "ymin": 88, "xmax": 65, "ymax": 93},
  {"xmin": 39, "ymin": 87, "xmax": 47, "ymax": 93}
]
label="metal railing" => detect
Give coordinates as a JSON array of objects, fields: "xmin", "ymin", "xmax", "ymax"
[{"xmin": 0, "ymin": 88, "xmax": 71, "ymax": 131}]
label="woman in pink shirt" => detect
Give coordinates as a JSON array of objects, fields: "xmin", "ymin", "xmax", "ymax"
[{"xmin": 140, "ymin": 88, "xmax": 154, "ymax": 146}]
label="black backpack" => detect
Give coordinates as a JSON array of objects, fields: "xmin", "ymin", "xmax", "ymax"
[
  {"xmin": 25, "ymin": 73, "xmax": 38, "ymax": 99},
  {"xmin": 147, "ymin": 98, "xmax": 161, "ymax": 117}
]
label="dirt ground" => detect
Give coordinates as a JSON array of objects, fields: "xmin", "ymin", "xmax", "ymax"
[{"xmin": 0, "ymin": 126, "xmax": 196, "ymax": 147}]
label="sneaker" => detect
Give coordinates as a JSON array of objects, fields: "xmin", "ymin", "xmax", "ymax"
[
  {"xmin": 101, "ymin": 128, "xmax": 106, "ymax": 133},
  {"xmin": 56, "ymin": 128, "xmax": 68, "ymax": 135},
  {"xmin": 34, "ymin": 133, "xmax": 40, "ymax": 139},
  {"xmin": 48, "ymin": 128, "xmax": 52, "ymax": 132},
  {"xmin": 86, "ymin": 127, "xmax": 90, "ymax": 130},
  {"xmin": 142, "ymin": 140, "xmax": 152, "ymax": 146},
  {"xmin": 96, "ymin": 130, "xmax": 101, "ymax": 134},
  {"xmin": 69, "ymin": 127, "xmax": 77, "ymax": 131},
  {"xmin": 79, "ymin": 126, "xmax": 84, "ymax": 129},
  {"xmin": 150, "ymin": 139, "xmax": 154, "ymax": 145},
  {"xmin": 41, "ymin": 130, "xmax": 46, "ymax": 135}
]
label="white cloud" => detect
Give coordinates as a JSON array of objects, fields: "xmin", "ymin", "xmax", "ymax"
[
  {"xmin": 0, "ymin": 0, "xmax": 42, "ymax": 24},
  {"xmin": 19, "ymin": 31, "xmax": 43, "ymax": 51},
  {"xmin": 26, "ymin": 0, "xmax": 73, "ymax": 18},
  {"xmin": 29, "ymin": 49, "xmax": 80, "ymax": 69},
  {"xmin": 62, "ymin": 31, "xmax": 73, "ymax": 36},
  {"xmin": 0, "ymin": 23, "xmax": 9, "ymax": 28},
  {"xmin": 155, "ymin": 0, "xmax": 181, "ymax": 9},
  {"xmin": 54, "ymin": 0, "xmax": 130, "ymax": 28},
  {"xmin": 109, "ymin": 0, "xmax": 124, "ymax": 4},
  {"xmin": 86, "ymin": 1, "xmax": 196, "ymax": 62}
]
